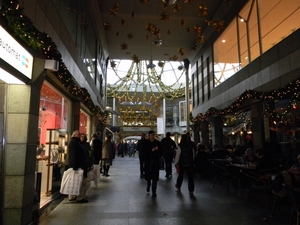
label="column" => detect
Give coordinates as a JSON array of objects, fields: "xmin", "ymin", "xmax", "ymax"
[
  {"xmin": 251, "ymin": 104, "xmax": 263, "ymax": 149},
  {"xmin": 2, "ymin": 58, "xmax": 45, "ymax": 225},
  {"xmin": 210, "ymin": 116, "xmax": 223, "ymax": 146}
]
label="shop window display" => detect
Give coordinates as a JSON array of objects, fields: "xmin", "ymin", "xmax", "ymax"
[{"xmin": 37, "ymin": 83, "xmax": 69, "ymax": 206}]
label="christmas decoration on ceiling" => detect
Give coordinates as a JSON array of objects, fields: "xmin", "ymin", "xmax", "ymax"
[
  {"xmin": 101, "ymin": 0, "xmax": 227, "ymax": 61},
  {"xmin": 107, "ymin": 60, "xmax": 188, "ymax": 101},
  {"xmin": 0, "ymin": 0, "xmax": 105, "ymax": 118}
]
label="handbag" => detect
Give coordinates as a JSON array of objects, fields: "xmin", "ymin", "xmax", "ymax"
[{"xmin": 60, "ymin": 168, "xmax": 83, "ymax": 195}]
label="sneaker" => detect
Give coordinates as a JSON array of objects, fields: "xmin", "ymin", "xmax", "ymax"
[
  {"xmin": 175, "ymin": 184, "xmax": 181, "ymax": 192},
  {"xmin": 76, "ymin": 199, "xmax": 88, "ymax": 203},
  {"xmin": 146, "ymin": 185, "xmax": 150, "ymax": 192}
]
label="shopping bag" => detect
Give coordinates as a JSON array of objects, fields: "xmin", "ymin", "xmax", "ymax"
[
  {"xmin": 60, "ymin": 168, "xmax": 83, "ymax": 195},
  {"xmin": 87, "ymin": 169, "xmax": 94, "ymax": 181}
]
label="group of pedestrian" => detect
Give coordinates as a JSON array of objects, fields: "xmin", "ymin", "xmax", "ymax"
[
  {"xmin": 67, "ymin": 130, "xmax": 116, "ymax": 203},
  {"xmin": 137, "ymin": 130, "xmax": 196, "ymax": 198}
]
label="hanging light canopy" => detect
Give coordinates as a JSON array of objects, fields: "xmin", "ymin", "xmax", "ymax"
[
  {"xmin": 162, "ymin": 0, "xmax": 179, "ymax": 5},
  {"xmin": 107, "ymin": 60, "xmax": 187, "ymax": 101}
]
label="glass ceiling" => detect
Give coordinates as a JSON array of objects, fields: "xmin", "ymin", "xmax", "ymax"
[{"xmin": 107, "ymin": 59, "xmax": 190, "ymax": 87}]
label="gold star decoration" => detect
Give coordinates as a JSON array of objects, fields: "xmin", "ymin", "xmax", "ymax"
[
  {"xmin": 193, "ymin": 26, "xmax": 202, "ymax": 35},
  {"xmin": 179, "ymin": 19, "xmax": 186, "ymax": 26},
  {"xmin": 196, "ymin": 34, "xmax": 205, "ymax": 43},
  {"xmin": 120, "ymin": 43, "xmax": 128, "ymax": 50},
  {"xmin": 109, "ymin": 3, "xmax": 120, "ymax": 17},
  {"xmin": 121, "ymin": 18, "xmax": 125, "ymax": 26},
  {"xmin": 205, "ymin": 19, "xmax": 211, "ymax": 26},
  {"xmin": 145, "ymin": 23, "xmax": 157, "ymax": 34},
  {"xmin": 170, "ymin": 55, "xmax": 178, "ymax": 61},
  {"xmin": 127, "ymin": 33, "xmax": 133, "ymax": 39},
  {"xmin": 173, "ymin": 4, "xmax": 181, "ymax": 12},
  {"xmin": 158, "ymin": 61, "xmax": 165, "ymax": 67},
  {"xmin": 178, "ymin": 47, "xmax": 185, "ymax": 56},
  {"xmin": 103, "ymin": 22, "xmax": 111, "ymax": 31},
  {"xmin": 212, "ymin": 19, "xmax": 224, "ymax": 32},
  {"xmin": 191, "ymin": 44, "xmax": 198, "ymax": 51},
  {"xmin": 110, "ymin": 61, "xmax": 116, "ymax": 68},
  {"xmin": 160, "ymin": 11, "xmax": 170, "ymax": 22},
  {"xmin": 198, "ymin": 5, "xmax": 208, "ymax": 17},
  {"xmin": 132, "ymin": 54, "xmax": 140, "ymax": 63}
]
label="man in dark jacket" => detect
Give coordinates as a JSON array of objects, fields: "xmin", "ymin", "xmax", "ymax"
[
  {"xmin": 161, "ymin": 132, "xmax": 176, "ymax": 178},
  {"xmin": 68, "ymin": 130, "xmax": 89, "ymax": 203},
  {"xmin": 137, "ymin": 133, "xmax": 147, "ymax": 178},
  {"xmin": 144, "ymin": 130, "xmax": 161, "ymax": 197}
]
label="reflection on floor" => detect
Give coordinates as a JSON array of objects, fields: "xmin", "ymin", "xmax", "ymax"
[{"xmin": 36, "ymin": 156, "xmax": 292, "ymax": 225}]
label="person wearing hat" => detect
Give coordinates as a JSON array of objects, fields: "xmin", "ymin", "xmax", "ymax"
[{"xmin": 144, "ymin": 130, "xmax": 162, "ymax": 197}]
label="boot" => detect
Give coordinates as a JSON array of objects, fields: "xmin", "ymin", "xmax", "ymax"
[{"xmin": 105, "ymin": 166, "xmax": 110, "ymax": 177}]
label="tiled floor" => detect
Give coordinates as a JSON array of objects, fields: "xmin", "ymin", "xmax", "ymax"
[{"xmin": 36, "ymin": 156, "xmax": 292, "ymax": 225}]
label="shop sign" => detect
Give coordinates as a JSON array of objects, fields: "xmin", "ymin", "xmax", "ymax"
[{"xmin": 0, "ymin": 25, "xmax": 33, "ymax": 79}]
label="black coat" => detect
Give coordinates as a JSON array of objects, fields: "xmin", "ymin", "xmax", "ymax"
[
  {"xmin": 68, "ymin": 137, "xmax": 86, "ymax": 171},
  {"xmin": 92, "ymin": 138, "xmax": 103, "ymax": 164},
  {"xmin": 144, "ymin": 139, "xmax": 161, "ymax": 181}
]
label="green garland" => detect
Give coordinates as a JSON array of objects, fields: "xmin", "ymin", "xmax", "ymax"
[
  {"xmin": 0, "ymin": 0, "xmax": 104, "ymax": 117},
  {"xmin": 192, "ymin": 78, "xmax": 300, "ymax": 123}
]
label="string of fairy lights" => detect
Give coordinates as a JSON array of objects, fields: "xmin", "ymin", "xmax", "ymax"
[
  {"xmin": 192, "ymin": 79, "xmax": 300, "ymax": 124},
  {"xmin": 3, "ymin": 0, "xmax": 300, "ymax": 128},
  {"xmin": 107, "ymin": 60, "xmax": 187, "ymax": 101},
  {"xmin": 0, "ymin": 0, "xmax": 105, "ymax": 118}
]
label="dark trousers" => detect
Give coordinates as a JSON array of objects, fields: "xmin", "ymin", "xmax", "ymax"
[
  {"xmin": 139, "ymin": 156, "xmax": 145, "ymax": 175},
  {"xmin": 176, "ymin": 165, "xmax": 194, "ymax": 192},
  {"xmin": 147, "ymin": 179, "xmax": 157, "ymax": 194},
  {"xmin": 164, "ymin": 155, "xmax": 173, "ymax": 176}
]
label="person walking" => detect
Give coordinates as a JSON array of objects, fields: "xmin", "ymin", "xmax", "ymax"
[
  {"xmin": 68, "ymin": 130, "xmax": 90, "ymax": 203},
  {"xmin": 91, "ymin": 131, "xmax": 102, "ymax": 187},
  {"xmin": 137, "ymin": 132, "xmax": 147, "ymax": 178},
  {"xmin": 174, "ymin": 134, "xmax": 196, "ymax": 197},
  {"xmin": 161, "ymin": 132, "xmax": 176, "ymax": 178},
  {"xmin": 144, "ymin": 130, "xmax": 161, "ymax": 197},
  {"xmin": 101, "ymin": 134, "xmax": 116, "ymax": 177}
]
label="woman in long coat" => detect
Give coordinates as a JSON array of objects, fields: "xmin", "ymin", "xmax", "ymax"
[
  {"xmin": 101, "ymin": 134, "xmax": 115, "ymax": 176},
  {"xmin": 144, "ymin": 130, "xmax": 161, "ymax": 197}
]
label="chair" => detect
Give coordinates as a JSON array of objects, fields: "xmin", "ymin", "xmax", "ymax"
[
  {"xmin": 282, "ymin": 183, "xmax": 300, "ymax": 225},
  {"xmin": 240, "ymin": 169, "xmax": 272, "ymax": 208},
  {"xmin": 211, "ymin": 161, "xmax": 231, "ymax": 191}
]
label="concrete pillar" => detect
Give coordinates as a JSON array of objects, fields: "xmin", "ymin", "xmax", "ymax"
[
  {"xmin": 1, "ymin": 58, "xmax": 45, "ymax": 225},
  {"xmin": 200, "ymin": 121, "xmax": 210, "ymax": 146},
  {"xmin": 251, "ymin": 104, "xmax": 263, "ymax": 149},
  {"xmin": 210, "ymin": 116, "xmax": 223, "ymax": 146}
]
